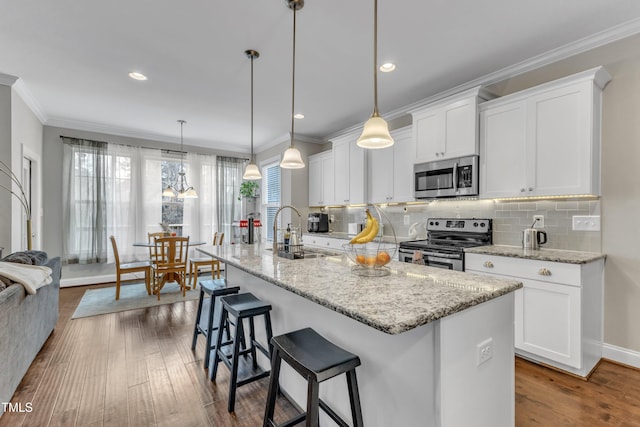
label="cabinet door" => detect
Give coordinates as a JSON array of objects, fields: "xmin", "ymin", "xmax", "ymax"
[
  {"xmin": 390, "ymin": 128, "xmax": 415, "ymax": 203},
  {"xmin": 516, "ymin": 278, "xmax": 582, "ymax": 369},
  {"xmin": 528, "ymin": 82, "xmax": 593, "ymax": 196},
  {"xmin": 480, "ymin": 101, "xmax": 528, "ymax": 198},
  {"xmin": 442, "ymin": 97, "xmax": 478, "ymax": 159},
  {"xmin": 321, "ymin": 154, "xmax": 335, "ymax": 206},
  {"xmin": 308, "ymin": 155, "xmax": 324, "ymax": 206},
  {"xmin": 369, "ymin": 145, "xmax": 394, "ymax": 203},
  {"xmin": 413, "ymin": 107, "xmax": 443, "ymax": 163},
  {"xmin": 333, "ymin": 140, "xmax": 350, "ymax": 204},
  {"xmin": 348, "ymin": 142, "xmax": 366, "ymax": 204}
]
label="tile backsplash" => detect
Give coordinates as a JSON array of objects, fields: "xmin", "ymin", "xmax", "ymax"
[{"xmin": 317, "ymin": 198, "xmax": 601, "ymax": 252}]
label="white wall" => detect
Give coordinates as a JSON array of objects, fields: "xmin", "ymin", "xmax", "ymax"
[
  {"xmin": 11, "ymin": 89, "xmax": 43, "ymax": 251},
  {"xmin": 0, "ymin": 85, "xmax": 11, "ymax": 255}
]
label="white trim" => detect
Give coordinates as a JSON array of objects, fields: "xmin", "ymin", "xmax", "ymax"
[
  {"xmin": 0, "ymin": 72, "xmax": 18, "ymax": 86},
  {"xmin": 602, "ymin": 343, "xmax": 640, "ymax": 369},
  {"xmin": 60, "ymin": 271, "xmax": 145, "ymax": 287},
  {"xmin": 13, "ymin": 80, "xmax": 47, "ymax": 123},
  {"xmin": 326, "ymin": 17, "xmax": 640, "ymax": 140}
]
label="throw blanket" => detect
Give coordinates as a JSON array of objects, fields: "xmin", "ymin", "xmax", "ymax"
[{"xmin": 0, "ymin": 262, "xmax": 52, "ymax": 295}]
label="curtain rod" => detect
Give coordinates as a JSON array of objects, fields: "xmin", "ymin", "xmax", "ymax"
[{"xmin": 59, "ymin": 135, "xmax": 248, "ymax": 160}]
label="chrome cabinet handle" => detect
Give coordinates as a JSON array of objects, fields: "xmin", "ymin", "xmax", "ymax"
[
  {"xmin": 483, "ymin": 261, "xmax": 494, "ymax": 268},
  {"xmin": 520, "ymin": 188, "xmax": 525, "ymax": 192},
  {"xmin": 528, "ymin": 187, "xmax": 534, "ymax": 192},
  {"xmin": 538, "ymin": 268, "xmax": 552, "ymax": 276}
]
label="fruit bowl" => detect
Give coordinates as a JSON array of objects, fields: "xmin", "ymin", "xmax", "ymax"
[{"xmin": 343, "ymin": 242, "xmax": 397, "ymax": 276}]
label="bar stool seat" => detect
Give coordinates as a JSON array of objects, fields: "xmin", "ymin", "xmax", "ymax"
[
  {"xmin": 211, "ymin": 292, "xmax": 274, "ymax": 413},
  {"xmin": 191, "ymin": 279, "xmax": 240, "ymax": 370},
  {"xmin": 263, "ymin": 327, "xmax": 364, "ymax": 427}
]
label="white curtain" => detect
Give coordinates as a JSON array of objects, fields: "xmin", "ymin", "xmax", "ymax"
[
  {"xmin": 216, "ymin": 157, "xmax": 245, "ymax": 241},
  {"xmin": 62, "ymin": 138, "xmax": 108, "ymax": 264},
  {"xmin": 183, "ymin": 152, "xmax": 217, "ymax": 244}
]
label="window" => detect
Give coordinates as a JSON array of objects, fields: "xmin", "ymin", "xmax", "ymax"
[{"xmin": 261, "ymin": 161, "xmax": 281, "ymax": 242}]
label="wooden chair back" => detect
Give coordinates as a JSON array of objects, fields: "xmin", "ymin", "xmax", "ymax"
[
  {"xmin": 153, "ymin": 236, "xmax": 190, "ymax": 270},
  {"xmin": 110, "ymin": 235, "xmax": 122, "ymax": 270},
  {"xmin": 148, "ymin": 231, "xmax": 166, "ymax": 262},
  {"xmin": 213, "ymin": 232, "xmax": 224, "ymax": 246}
]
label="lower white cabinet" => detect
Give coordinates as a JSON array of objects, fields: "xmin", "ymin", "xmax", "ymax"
[
  {"xmin": 303, "ymin": 235, "xmax": 345, "ymax": 251},
  {"xmin": 466, "ymin": 253, "xmax": 604, "ymax": 377}
]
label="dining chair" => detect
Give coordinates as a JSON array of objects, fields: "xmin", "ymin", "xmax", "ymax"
[
  {"xmin": 151, "ymin": 235, "xmax": 190, "ymax": 299},
  {"xmin": 148, "ymin": 231, "xmax": 167, "ymax": 264},
  {"xmin": 109, "ymin": 235, "xmax": 152, "ymax": 300},
  {"xmin": 189, "ymin": 232, "xmax": 224, "ymax": 288}
]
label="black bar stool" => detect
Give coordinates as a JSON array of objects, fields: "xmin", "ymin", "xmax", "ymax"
[
  {"xmin": 190, "ymin": 278, "xmax": 240, "ymax": 369},
  {"xmin": 263, "ymin": 327, "xmax": 364, "ymax": 427},
  {"xmin": 211, "ymin": 292, "xmax": 274, "ymax": 413}
]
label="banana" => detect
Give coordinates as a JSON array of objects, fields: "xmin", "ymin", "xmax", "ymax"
[{"xmin": 349, "ymin": 210, "xmax": 379, "ymax": 244}]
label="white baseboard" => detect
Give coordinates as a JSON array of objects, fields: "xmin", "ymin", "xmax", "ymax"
[
  {"xmin": 602, "ymin": 343, "xmax": 640, "ymax": 369},
  {"xmin": 60, "ymin": 272, "xmax": 145, "ymax": 287}
]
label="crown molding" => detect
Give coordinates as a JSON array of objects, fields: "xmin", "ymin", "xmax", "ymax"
[
  {"xmin": 256, "ymin": 132, "xmax": 326, "ymax": 154},
  {"xmin": 326, "ymin": 16, "xmax": 640, "ymax": 141},
  {"xmin": 0, "ymin": 72, "xmax": 18, "ymax": 87},
  {"xmin": 13, "ymin": 79, "xmax": 47, "ymax": 124}
]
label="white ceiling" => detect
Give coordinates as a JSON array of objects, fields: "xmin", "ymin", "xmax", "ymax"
[{"xmin": 2, "ymin": 0, "xmax": 640, "ymax": 153}]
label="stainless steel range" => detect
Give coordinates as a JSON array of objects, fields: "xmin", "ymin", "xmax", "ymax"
[{"xmin": 398, "ymin": 218, "xmax": 492, "ymax": 271}]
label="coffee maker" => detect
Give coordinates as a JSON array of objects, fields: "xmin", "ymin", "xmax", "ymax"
[{"xmin": 307, "ymin": 213, "xmax": 329, "ymax": 233}]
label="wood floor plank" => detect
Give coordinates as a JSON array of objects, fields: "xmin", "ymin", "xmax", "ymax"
[{"xmin": 5, "ymin": 282, "xmax": 640, "ymax": 427}]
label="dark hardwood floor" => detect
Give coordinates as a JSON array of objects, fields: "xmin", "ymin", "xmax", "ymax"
[{"xmin": 3, "ymin": 281, "xmax": 640, "ymax": 426}]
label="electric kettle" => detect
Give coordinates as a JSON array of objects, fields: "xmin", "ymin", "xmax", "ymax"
[{"xmin": 522, "ymin": 228, "xmax": 547, "ymax": 249}]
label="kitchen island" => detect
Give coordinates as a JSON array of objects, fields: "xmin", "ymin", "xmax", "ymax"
[{"xmin": 197, "ymin": 243, "xmax": 522, "ymax": 426}]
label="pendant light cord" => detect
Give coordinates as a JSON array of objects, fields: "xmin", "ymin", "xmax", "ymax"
[
  {"xmin": 250, "ymin": 54, "xmax": 255, "ymax": 162},
  {"xmin": 373, "ymin": 0, "xmax": 379, "ymax": 117},
  {"xmin": 290, "ymin": 4, "xmax": 297, "ymax": 148},
  {"xmin": 179, "ymin": 120, "xmax": 185, "ymax": 173}
]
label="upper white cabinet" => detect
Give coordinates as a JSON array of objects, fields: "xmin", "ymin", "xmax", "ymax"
[
  {"xmin": 480, "ymin": 67, "xmax": 611, "ymax": 198},
  {"xmin": 369, "ymin": 127, "xmax": 415, "ymax": 203},
  {"xmin": 308, "ymin": 151, "xmax": 334, "ymax": 207},
  {"xmin": 411, "ymin": 86, "xmax": 492, "ymax": 163},
  {"xmin": 332, "ymin": 131, "xmax": 366, "ymax": 205}
]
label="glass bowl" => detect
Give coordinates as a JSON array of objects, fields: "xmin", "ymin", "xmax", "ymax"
[{"xmin": 343, "ymin": 242, "xmax": 397, "ymax": 276}]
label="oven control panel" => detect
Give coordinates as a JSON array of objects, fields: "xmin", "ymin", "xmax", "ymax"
[{"xmin": 426, "ymin": 218, "xmax": 492, "ymax": 233}]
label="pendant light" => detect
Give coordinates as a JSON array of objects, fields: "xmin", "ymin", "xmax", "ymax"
[
  {"xmin": 163, "ymin": 120, "xmax": 198, "ymax": 199},
  {"xmin": 280, "ymin": 0, "xmax": 305, "ymax": 169},
  {"xmin": 357, "ymin": 0, "xmax": 394, "ymax": 149},
  {"xmin": 243, "ymin": 50, "xmax": 263, "ymax": 180}
]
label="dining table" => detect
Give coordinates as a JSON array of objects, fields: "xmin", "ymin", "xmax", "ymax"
[{"xmin": 132, "ymin": 239, "xmax": 206, "ymax": 292}]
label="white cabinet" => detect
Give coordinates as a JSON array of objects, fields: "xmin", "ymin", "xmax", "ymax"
[
  {"xmin": 466, "ymin": 253, "xmax": 604, "ymax": 377},
  {"xmin": 308, "ymin": 151, "xmax": 334, "ymax": 207},
  {"xmin": 369, "ymin": 127, "xmax": 415, "ymax": 203},
  {"xmin": 332, "ymin": 132, "xmax": 366, "ymax": 205},
  {"xmin": 411, "ymin": 86, "xmax": 491, "ymax": 163},
  {"xmin": 303, "ymin": 235, "xmax": 345, "ymax": 251},
  {"xmin": 480, "ymin": 67, "xmax": 611, "ymax": 198}
]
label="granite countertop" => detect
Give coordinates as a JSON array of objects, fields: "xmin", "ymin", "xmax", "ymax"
[
  {"xmin": 465, "ymin": 245, "xmax": 606, "ymax": 264},
  {"xmin": 197, "ymin": 243, "xmax": 522, "ymax": 335}
]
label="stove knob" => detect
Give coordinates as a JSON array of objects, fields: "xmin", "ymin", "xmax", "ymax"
[
  {"xmin": 473, "ymin": 222, "xmax": 478, "ymax": 227},
  {"xmin": 480, "ymin": 222, "xmax": 486, "ymax": 227},
  {"xmin": 429, "ymin": 221, "xmax": 434, "ymax": 226},
  {"xmin": 435, "ymin": 221, "xmax": 439, "ymax": 226}
]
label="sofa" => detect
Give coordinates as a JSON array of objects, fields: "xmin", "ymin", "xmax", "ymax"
[{"xmin": 0, "ymin": 251, "xmax": 60, "ymax": 417}]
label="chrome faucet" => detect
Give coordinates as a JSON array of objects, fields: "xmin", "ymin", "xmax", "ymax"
[{"xmin": 273, "ymin": 205, "xmax": 302, "ymax": 253}]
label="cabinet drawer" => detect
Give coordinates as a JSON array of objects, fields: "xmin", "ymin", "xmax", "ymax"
[
  {"xmin": 466, "ymin": 254, "xmax": 581, "ymax": 286},
  {"xmin": 304, "ymin": 236, "xmax": 345, "ymax": 251}
]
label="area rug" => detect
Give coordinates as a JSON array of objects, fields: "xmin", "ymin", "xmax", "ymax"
[{"xmin": 72, "ymin": 281, "xmax": 199, "ymax": 319}]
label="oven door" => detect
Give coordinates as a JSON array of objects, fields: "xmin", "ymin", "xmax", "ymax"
[
  {"xmin": 414, "ymin": 155, "xmax": 478, "ymax": 199},
  {"xmin": 398, "ymin": 248, "xmax": 463, "ymax": 271}
]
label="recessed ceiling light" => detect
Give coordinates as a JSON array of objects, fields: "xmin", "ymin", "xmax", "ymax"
[
  {"xmin": 379, "ymin": 63, "xmax": 396, "ymax": 73},
  {"xmin": 129, "ymin": 72, "xmax": 148, "ymax": 81},
  {"xmin": 294, "ymin": 113, "xmax": 305, "ymax": 119}
]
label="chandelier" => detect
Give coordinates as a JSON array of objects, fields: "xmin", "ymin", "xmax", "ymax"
[{"xmin": 162, "ymin": 120, "xmax": 198, "ymax": 198}]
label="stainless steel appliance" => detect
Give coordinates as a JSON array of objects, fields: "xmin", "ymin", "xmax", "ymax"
[
  {"xmin": 308, "ymin": 213, "xmax": 329, "ymax": 233},
  {"xmin": 398, "ymin": 218, "xmax": 492, "ymax": 271},
  {"xmin": 522, "ymin": 228, "xmax": 547, "ymax": 249},
  {"xmin": 414, "ymin": 155, "xmax": 479, "ymax": 199}
]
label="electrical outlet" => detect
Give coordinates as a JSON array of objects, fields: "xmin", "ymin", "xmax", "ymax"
[
  {"xmin": 404, "ymin": 215, "xmax": 410, "ymax": 225},
  {"xmin": 572, "ymin": 215, "xmax": 600, "ymax": 231},
  {"xmin": 476, "ymin": 338, "xmax": 493, "ymax": 366},
  {"xmin": 330, "ymin": 214, "xmax": 335, "ymax": 223},
  {"xmin": 533, "ymin": 215, "xmax": 544, "ymax": 228}
]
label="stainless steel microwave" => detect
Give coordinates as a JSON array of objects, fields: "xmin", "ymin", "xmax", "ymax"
[{"xmin": 414, "ymin": 155, "xmax": 479, "ymax": 199}]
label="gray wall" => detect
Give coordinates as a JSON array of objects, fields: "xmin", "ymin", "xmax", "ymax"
[{"xmin": 0, "ymin": 85, "xmax": 11, "ymax": 254}]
